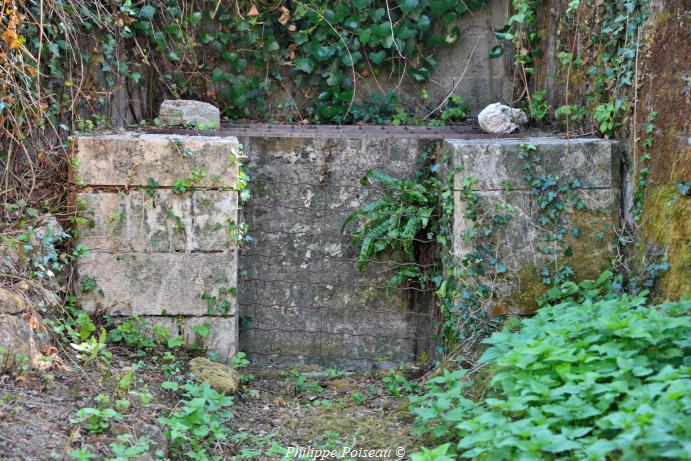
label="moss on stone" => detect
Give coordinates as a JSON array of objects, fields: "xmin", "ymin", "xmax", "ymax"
[
  {"xmin": 188, "ymin": 357, "xmax": 240, "ymax": 394},
  {"xmin": 641, "ymin": 185, "xmax": 691, "ymax": 299},
  {"xmin": 504, "ymin": 265, "xmax": 548, "ymax": 316},
  {"xmin": 567, "ymin": 204, "xmax": 615, "ymax": 280}
]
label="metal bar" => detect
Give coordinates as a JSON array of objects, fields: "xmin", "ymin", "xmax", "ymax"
[{"xmin": 138, "ymin": 122, "xmax": 512, "ymax": 140}]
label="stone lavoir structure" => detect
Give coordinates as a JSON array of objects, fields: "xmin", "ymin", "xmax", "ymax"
[{"xmin": 72, "ymin": 128, "xmax": 622, "ymax": 368}]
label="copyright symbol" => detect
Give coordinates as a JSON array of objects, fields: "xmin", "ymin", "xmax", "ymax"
[{"xmin": 396, "ymin": 447, "xmax": 405, "ymax": 458}]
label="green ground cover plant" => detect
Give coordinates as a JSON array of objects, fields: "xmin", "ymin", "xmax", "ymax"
[{"xmin": 410, "ymin": 293, "xmax": 691, "ymax": 460}]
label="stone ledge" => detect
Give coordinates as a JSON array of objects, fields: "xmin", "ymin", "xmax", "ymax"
[
  {"xmin": 71, "ymin": 133, "xmax": 240, "ymax": 187},
  {"xmin": 447, "ymin": 137, "xmax": 621, "ymax": 190}
]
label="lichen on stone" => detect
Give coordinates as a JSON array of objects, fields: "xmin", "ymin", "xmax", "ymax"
[
  {"xmin": 641, "ymin": 185, "xmax": 691, "ymax": 299},
  {"xmin": 188, "ymin": 357, "xmax": 240, "ymax": 395}
]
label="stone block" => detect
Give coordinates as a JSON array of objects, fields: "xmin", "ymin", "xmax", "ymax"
[
  {"xmin": 71, "ymin": 133, "xmax": 240, "ymax": 187},
  {"xmin": 0, "ymin": 289, "xmax": 29, "ymax": 314},
  {"xmin": 319, "ymin": 332, "xmax": 416, "ymax": 363},
  {"xmin": 245, "ymin": 329, "xmax": 321, "ymax": 359},
  {"xmin": 320, "ymin": 307, "xmax": 416, "ymax": 338},
  {"xmin": 159, "ymin": 100, "xmax": 220, "ymax": 128},
  {"xmin": 77, "ymin": 190, "xmax": 238, "ymax": 252},
  {"xmin": 448, "ymin": 138, "xmax": 621, "ymax": 190},
  {"xmin": 447, "ymin": 139, "xmax": 620, "ymax": 314},
  {"xmin": 239, "ymin": 136, "xmax": 435, "ymax": 367},
  {"xmin": 0, "ymin": 314, "xmax": 51, "ymax": 371},
  {"xmin": 78, "ymin": 252, "xmax": 237, "ymax": 316}
]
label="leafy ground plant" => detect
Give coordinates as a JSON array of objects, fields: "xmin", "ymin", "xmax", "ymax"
[
  {"xmin": 410, "ymin": 295, "xmax": 691, "ymax": 460},
  {"xmin": 159, "ymin": 381, "xmax": 234, "ymax": 460}
]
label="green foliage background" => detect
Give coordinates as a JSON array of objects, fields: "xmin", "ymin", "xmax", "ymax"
[{"xmin": 411, "ymin": 294, "xmax": 691, "ymax": 460}]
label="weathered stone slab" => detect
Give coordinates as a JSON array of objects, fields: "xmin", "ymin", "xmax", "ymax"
[
  {"xmin": 450, "ymin": 136, "xmax": 621, "ymax": 316},
  {"xmin": 159, "ymin": 100, "xmax": 220, "ymax": 129},
  {"xmin": 77, "ymin": 190, "xmax": 238, "ymax": 252},
  {"xmin": 0, "ymin": 288, "xmax": 30, "ymax": 315},
  {"xmin": 78, "ymin": 252, "xmax": 237, "ymax": 316},
  {"xmin": 0, "ymin": 314, "xmax": 51, "ymax": 371},
  {"xmin": 246, "ymin": 329, "xmax": 321, "ymax": 359},
  {"xmin": 320, "ymin": 332, "xmax": 416, "ymax": 363},
  {"xmin": 239, "ymin": 137, "xmax": 437, "ymax": 367},
  {"xmin": 448, "ymin": 138, "xmax": 621, "ymax": 190},
  {"xmin": 71, "ymin": 133, "xmax": 240, "ymax": 187}
]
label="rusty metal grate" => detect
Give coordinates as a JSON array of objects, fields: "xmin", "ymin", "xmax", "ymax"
[{"xmin": 145, "ymin": 122, "xmax": 510, "ymax": 139}]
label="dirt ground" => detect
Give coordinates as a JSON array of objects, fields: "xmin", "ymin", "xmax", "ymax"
[{"xmin": 0, "ymin": 347, "xmax": 424, "ymax": 461}]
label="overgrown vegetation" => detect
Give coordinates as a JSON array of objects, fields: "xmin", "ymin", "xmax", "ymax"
[
  {"xmin": 410, "ymin": 290, "xmax": 691, "ymax": 459},
  {"xmin": 343, "ymin": 160, "xmax": 448, "ymax": 290},
  {"xmin": 2, "ymin": 1, "xmax": 689, "ymax": 460}
]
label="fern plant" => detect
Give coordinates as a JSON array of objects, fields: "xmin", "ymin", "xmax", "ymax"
[{"xmin": 342, "ymin": 164, "xmax": 450, "ymax": 290}]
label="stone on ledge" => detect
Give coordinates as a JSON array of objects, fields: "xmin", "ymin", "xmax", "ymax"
[
  {"xmin": 159, "ymin": 100, "xmax": 220, "ymax": 129},
  {"xmin": 477, "ymin": 102, "xmax": 528, "ymax": 134}
]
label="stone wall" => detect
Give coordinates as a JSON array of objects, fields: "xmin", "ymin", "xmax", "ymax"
[
  {"xmin": 448, "ymin": 137, "xmax": 622, "ymax": 315},
  {"xmin": 531, "ymin": 0, "xmax": 690, "ymax": 300},
  {"xmin": 71, "ymin": 132, "xmax": 623, "ymax": 368},
  {"xmin": 72, "ymin": 133, "xmax": 241, "ymax": 357},
  {"xmin": 237, "ymin": 137, "xmax": 438, "ymax": 369}
]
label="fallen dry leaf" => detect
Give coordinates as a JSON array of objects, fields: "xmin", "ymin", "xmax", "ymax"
[
  {"xmin": 247, "ymin": 4, "xmax": 259, "ymax": 17},
  {"xmin": 278, "ymin": 6, "xmax": 290, "ymax": 25}
]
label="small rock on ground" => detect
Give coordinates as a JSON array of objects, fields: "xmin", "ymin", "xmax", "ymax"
[{"xmin": 188, "ymin": 357, "xmax": 240, "ymax": 394}]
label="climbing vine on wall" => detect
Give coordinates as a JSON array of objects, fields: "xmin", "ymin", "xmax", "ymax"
[{"xmin": 0, "ymin": 0, "xmax": 492, "ymax": 212}]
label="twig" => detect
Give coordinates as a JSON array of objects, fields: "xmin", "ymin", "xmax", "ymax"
[{"xmin": 424, "ymin": 37, "xmax": 481, "ymax": 119}]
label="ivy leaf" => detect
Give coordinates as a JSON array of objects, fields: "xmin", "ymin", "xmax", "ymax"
[
  {"xmin": 429, "ymin": 0, "xmax": 451, "ymax": 15},
  {"xmin": 445, "ymin": 26, "xmax": 460, "ymax": 44},
  {"xmin": 489, "ymin": 45, "xmax": 504, "ymax": 59},
  {"xmin": 311, "ymin": 45, "xmax": 335, "ymax": 61},
  {"xmin": 368, "ymin": 50, "xmax": 386, "ymax": 65},
  {"xmin": 294, "ymin": 58, "xmax": 315, "ymax": 73},
  {"xmin": 372, "ymin": 22, "xmax": 393, "ymax": 37},
  {"xmin": 371, "ymin": 8, "xmax": 385, "ymax": 21},
  {"xmin": 399, "ymin": 0, "xmax": 420, "ymax": 13},
  {"xmin": 417, "ymin": 15, "xmax": 431, "ymax": 30},
  {"xmin": 495, "ymin": 25, "xmax": 513, "ymax": 41},
  {"xmin": 129, "ymin": 72, "xmax": 142, "ymax": 84},
  {"xmin": 359, "ymin": 28, "xmax": 372, "ymax": 45},
  {"xmin": 408, "ymin": 67, "xmax": 430, "ymax": 81},
  {"xmin": 342, "ymin": 51, "xmax": 362, "ymax": 67},
  {"xmin": 139, "ymin": 5, "xmax": 156, "ymax": 20},
  {"xmin": 353, "ymin": 0, "xmax": 372, "ymax": 10},
  {"xmin": 191, "ymin": 323, "xmax": 210, "ymax": 338},
  {"xmin": 266, "ymin": 40, "xmax": 280, "ymax": 52}
]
